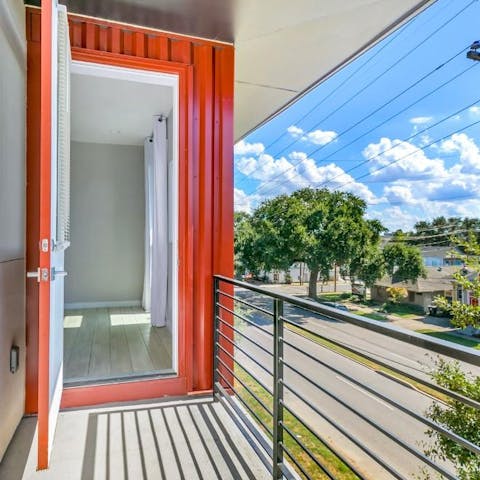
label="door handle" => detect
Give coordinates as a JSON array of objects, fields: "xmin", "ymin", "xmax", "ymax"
[{"xmin": 27, "ymin": 268, "xmax": 49, "ymax": 282}]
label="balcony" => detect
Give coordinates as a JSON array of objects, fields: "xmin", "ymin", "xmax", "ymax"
[{"xmin": 1, "ymin": 276, "xmax": 479, "ymax": 479}]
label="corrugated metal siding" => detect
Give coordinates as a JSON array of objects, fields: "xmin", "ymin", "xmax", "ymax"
[{"xmin": 26, "ymin": 8, "xmax": 234, "ymax": 397}]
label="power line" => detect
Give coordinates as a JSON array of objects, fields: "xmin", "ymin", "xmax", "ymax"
[
  {"xmin": 257, "ymin": 0, "xmax": 456, "ymax": 156},
  {"xmin": 252, "ymin": 95, "xmax": 480, "ymax": 196},
  {"xmin": 368, "ymin": 192, "xmax": 480, "ymax": 207},
  {"xmin": 235, "ymin": 0, "xmax": 477, "ymax": 191},
  {"xmin": 305, "ymin": 62, "xmax": 475, "ymax": 171},
  {"xmin": 245, "ymin": 60, "xmax": 477, "ymax": 197},
  {"xmin": 267, "ymin": 0, "xmax": 476, "ymax": 161},
  {"xmin": 384, "ymin": 229, "xmax": 480, "ymax": 241},
  {"xmin": 336, "ymin": 116, "xmax": 480, "ymax": 188},
  {"xmin": 258, "ymin": 20, "xmax": 412, "ymax": 153}
]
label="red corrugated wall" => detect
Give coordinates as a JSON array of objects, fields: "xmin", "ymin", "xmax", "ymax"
[{"xmin": 25, "ymin": 7, "xmax": 234, "ymax": 411}]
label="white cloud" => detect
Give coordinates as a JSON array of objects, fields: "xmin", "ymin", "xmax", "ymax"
[
  {"xmin": 287, "ymin": 125, "xmax": 337, "ymax": 146},
  {"xmin": 409, "ymin": 116, "xmax": 433, "ymax": 125},
  {"xmin": 234, "ymin": 139, "xmax": 265, "ymax": 156},
  {"xmin": 235, "ymin": 149, "xmax": 378, "ymax": 203},
  {"xmin": 367, "ymin": 206, "xmax": 422, "ymax": 231},
  {"xmin": 362, "ymin": 137, "xmax": 445, "ymax": 181},
  {"xmin": 234, "ymin": 188, "xmax": 262, "ymax": 213},
  {"xmin": 439, "ymin": 133, "xmax": 480, "ymax": 172},
  {"xmin": 469, "ymin": 106, "xmax": 480, "ymax": 115}
]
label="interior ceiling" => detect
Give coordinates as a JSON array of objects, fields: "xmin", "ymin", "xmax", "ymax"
[
  {"xmin": 71, "ymin": 73, "xmax": 173, "ymax": 145},
  {"xmin": 28, "ymin": 0, "xmax": 435, "ymax": 141}
]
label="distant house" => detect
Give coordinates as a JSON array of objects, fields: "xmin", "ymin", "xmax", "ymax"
[
  {"xmin": 419, "ymin": 246, "xmax": 463, "ymax": 267},
  {"xmin": 452, "ymin": 269, "xmax": 478, "ymax": 306},
  {"xmin": 265, "ymin": 263, "xmax": 310, "ymax": 284},
  {"xmin": 372, "ymin": 266, "xmax": 457, "ymax": 310}
]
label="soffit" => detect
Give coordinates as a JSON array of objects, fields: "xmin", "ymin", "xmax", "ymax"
[{"xmin": 25, "ymin": 0, "xmax": 435, "ymax": 140}]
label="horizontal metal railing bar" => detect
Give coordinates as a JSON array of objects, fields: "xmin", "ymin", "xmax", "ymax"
[
  {"xmin": 214, "ymin": 275, "xmax": 480, "ymax": 367},
  {"xmin": 217, "ymin": 289, "xmax": 274, "ymax": 317},
  {"xmin": 282, "ymin": 317, "xmax": 480, "ymax": 411},
  {"xmin": 280, "ymin": 381, "xmax": 408, "ymax": 480},
  {"xmin": 280, "ymin": 442, "xmax": 313, "ymax": 480},
  {"xmin": 281, "ymin": 367, "xmax": 457, "ymax": 480},
  {"xmin": 216, "ymin": 355, "xmax": 274, "ymax": 417},
  {"xmin": 217, "ymin": 327, "xmax": 274, "ymax": 376},
  {"xmin": 216, "ymin": 332, "xmax": 274, "ymax": 381},
  {"xmin": 216, "ymin": 342, "xmax": 274, "ymax": 396},
  {"xmin": 217, "ymin": 316, "xmax": 274, "ymax": 358},
  {"xmin": 216, "ymin": 302, "xmax": 274, "ymax": 336},
  {"xmin": 215, "ymin": 383, "xmax": 274, "ymax": 465},
  {"xmin": 280, "ymin": 340, "xmax": 480, "ymax": 458},
  {"xmin": 280, "ymin": 401, "xmax": 367, "ymax": 480},
  {"xmin": 280, "ymin": 422, "xmax": 336, "ymax": 480},
  {"xmin": 216, "ymin": 370, "xmax": 274, "ymax": 437}
]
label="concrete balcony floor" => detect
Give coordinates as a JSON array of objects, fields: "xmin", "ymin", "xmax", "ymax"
[{"xmin": 0, "ymin": 396, "xmax": 270, "ymax": 480}]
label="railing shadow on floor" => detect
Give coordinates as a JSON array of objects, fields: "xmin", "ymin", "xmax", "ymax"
[{"xmin": 80, "ymin": 399, "xmax": 259, "ymax": 480}]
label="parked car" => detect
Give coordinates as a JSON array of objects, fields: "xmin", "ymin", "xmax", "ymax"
[{"xmin": 322, "ymin": 301, "xmax": 349, "ymax": 312}]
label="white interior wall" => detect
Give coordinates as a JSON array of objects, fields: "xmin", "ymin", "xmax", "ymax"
[
  {"xmin": 0, "ymin": 0, "xmax": 26, "ymax": 462},
  {"xmin": 65, "ymin": 142, "xmax": 145, "ymax": 307}
]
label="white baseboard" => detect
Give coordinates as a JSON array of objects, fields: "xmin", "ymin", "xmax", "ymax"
[{"xmin": 65, "ymin": 300, "xmax": 142, "ymax": 310}]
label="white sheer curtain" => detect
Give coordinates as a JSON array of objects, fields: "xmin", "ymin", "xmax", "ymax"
[{"xmin": 143, "ymin": 117, "xmax": 168, "ymax": 327}]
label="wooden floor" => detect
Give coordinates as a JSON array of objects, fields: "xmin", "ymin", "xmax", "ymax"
[{"xmin": 64, "ymin": 307, "xmax": 173, "ymax": 384}]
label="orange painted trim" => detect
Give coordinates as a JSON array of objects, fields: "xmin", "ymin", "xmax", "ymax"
[
  {"xmin": 25, "ymin": 10, "xmax": 41, "ymax": 415},
  {"xmin": 59, "ymin": 48, "xmax": 195, "ymax": 407},
  {"xmin": 213, "ymin": 47, "xmax": 235, "ymax": 387},
  {"xmin": 37, "ymin": 0, "xmax": 53, "ymax": 470},
  {"xmin": 26, "ymin": 7, "xmax": 234, "ymax": 419},
  {"xmin": 61, "ymin": 377, "xmax": 188, "ymax": 409},
  {"xmin": 67, "ymin": 12, "xmax": 231, "ymax": 49}
]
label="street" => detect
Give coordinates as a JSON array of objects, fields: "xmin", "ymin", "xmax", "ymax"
[{"xmin": 228, "ymin": 287, "xmax": 480, "ymax": 479}]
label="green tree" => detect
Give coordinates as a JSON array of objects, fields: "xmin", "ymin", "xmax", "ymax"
[
  {"xmin": 244, "ymin": 188, "xmax": 384, "ymax": 298},
  {"xmin": 355, "ymin": 246, "xmax": 386, "ymax": 300},
  {"xmin": 383, "ymin": 242, "xmax": 426, "ymax": 283},
  {"xmin": 234, "ymin": 211, "xmax": 259, "ymax": 278},
  {"xmin": 435, "ymin": 235, "xmax": 480, "ymax": 329},
  {"xmin": 423, "ymin": 358, "xmax": 480, "ymax": 480}
]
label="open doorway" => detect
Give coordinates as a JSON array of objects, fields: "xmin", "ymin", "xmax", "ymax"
[{"xmin": 63, "ymin": 62, "xmax": 179, "ymax": 385}]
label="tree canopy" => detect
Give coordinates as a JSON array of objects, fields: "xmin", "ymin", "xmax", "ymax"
[{"xmin": 235, "ymin": 188, "xmax": 424, "ymax": 298}]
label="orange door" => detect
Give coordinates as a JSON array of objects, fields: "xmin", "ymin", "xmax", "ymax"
[{"xmin": 29, "ymin": 0, "xmax": 68, "ymax": 468}]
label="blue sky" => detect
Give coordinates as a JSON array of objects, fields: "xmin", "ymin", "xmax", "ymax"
[{"xmin": 233, "ymin": 0, "xmax": 480, "ymax": 232}]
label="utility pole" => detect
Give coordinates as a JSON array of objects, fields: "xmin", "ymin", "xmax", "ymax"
[{"xmin": 467, "ymin": 40, "xmax": 480, "ymax": 61}]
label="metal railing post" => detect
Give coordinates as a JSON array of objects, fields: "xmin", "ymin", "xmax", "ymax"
[
  {"xmin": 213, "ymin": 276, "xmax": 220, "ymax": 398},
  {"xmin": 272, "ymin": 298, "xmax": 284, "ymax": 478}
]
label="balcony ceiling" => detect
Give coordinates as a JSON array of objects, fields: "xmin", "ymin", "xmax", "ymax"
[{"xmin": 27, "ymin": 0, "xmax": 435, "ymax": 140}]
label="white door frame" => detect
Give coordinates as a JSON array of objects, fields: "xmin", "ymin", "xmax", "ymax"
[{"xmin": 69, "ymin": 60, "xmax": 180, "ymax": 373}]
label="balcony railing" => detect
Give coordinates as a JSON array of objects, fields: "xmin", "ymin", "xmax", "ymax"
[{"xmin": 213, "ymin": 275, "xmax": 480, "ymax": 480}]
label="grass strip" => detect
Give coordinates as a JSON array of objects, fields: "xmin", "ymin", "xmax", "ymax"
[
  {"xmin": 356, "ymin": 312, "xmax": 388, "ymax": 322},
  {"xmin": 416, "ymin": 329, "xmax": 480, "ymax": 350},
  {"xmin": 286, "ymin": 324, "xmax": 450, "ymax": 403},
  {"xmin": 233, "ymin": 363, "xmax": 361, "ymax": 480}
]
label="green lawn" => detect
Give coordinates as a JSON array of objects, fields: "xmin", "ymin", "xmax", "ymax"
[
  {"xmin": 357, "ymin": 311, "xmax": 388, "ymax": 322},
  {"xmin": 316, "ymin": 293, "xmax": 347, "ymax": 302},
  {"xmin": 384, "ymin": 303, "xmax": 424, "ymax": 319},
  {"xmin": 416, "ymin": 329, "xmax": 480, "ymax": 350},
  {"xmin": 234, "ymin": 365, "xmax": 360, "ymax": 480}
]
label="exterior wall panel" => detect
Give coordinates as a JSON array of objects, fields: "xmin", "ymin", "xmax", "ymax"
[{"xmin": 26, "ymin": 7, "xmax": 234, "ymax": 408}]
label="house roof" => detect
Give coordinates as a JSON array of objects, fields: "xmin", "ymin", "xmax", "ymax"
[
  {"xmin": 419, "ymin": 246, "xmax": 462, "ymax": 259},
  {"xmin": 26, "ymin": 0, "xmax": 434, "ymax": 140},
  {"xmin": 375, "ymin": 266, "xmax": 459, "ymax": 293}
]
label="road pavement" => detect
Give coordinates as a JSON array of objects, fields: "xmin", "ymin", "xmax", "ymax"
[{"xmin": 227, "ymin": 287, "xmax": 480, "ymax": 479}]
